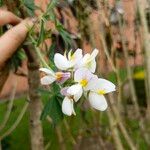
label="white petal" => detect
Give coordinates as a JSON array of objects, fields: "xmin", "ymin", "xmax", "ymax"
[
  {"xmin": 74, "ymin": 87, "xmax": 83, "ymax": 102},
  {"xmin": 71, "ymin": 100, "xmax": 76, "ymax": 115},
  {"xmin": 81, "ymin": 49, "xmax": 98, "ymax": 72},
  {"xmin": 91, "ymin": 78, "xmax": 116, "ymax": 93},
  {"xmin": 82, "ymin": 54, "xmax": 91, "ymax": 65},
  {"xmin": 68, "ymin": 49, "xmax": 73, "ymax": 60},
  {"xmin": 39, "ymin": 68, "xmax": 55, "ymax": 76},
  {"xmin": 62, "ymin": 97, "xmax": 75, "ymax": 116},
  {"xmin": 67, "ymin": 84, "xmax": 82, "ymax": 95},
  {"xmin": 89, "ymin": 92, "xmax": 108, "ymax": 111},
  {"xmin": 90, "ymin": 48, "xmax": 99, "ymax": 60},
  {"xmin": 60, "ymin": 87, "xmax": 69, "ymax": 96},
  {"xmin": 73, "ymin": 48, "xmax": 83, "ymax": 62},
  {"xmin": 68, "ymin": 49, "xmax": 83, "ymax": 69},
  {"xmin": 67, "ymin": 84, "xmax": 83, "ymax": 102},
  {"xmin": 84, "ymin": 75, "xmax": 99, "ymax": 91},
  {"xmin": 40, "ymin": 75, "xmax": 56, "ymax": 85},
  {"xmin": 87, "ymin": 59, "xmax": 96, "ymax": 73},
  {"xmin": 74, "ymin": 68, "xmax": 84, "ymax": 82},
  {"xmin": 54, "ymin": 53, "xmax": 71, "ymax": 70},
  {"xmin": 74, "ymin": 68, "xmax": 93, "ymax": 82}
]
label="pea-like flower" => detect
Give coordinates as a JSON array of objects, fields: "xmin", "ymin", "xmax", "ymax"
[
  {"xmin": 39, "ymin": 68, "xmax": 71, "ymax": 85},
  {"xmin": 73, "ymin": 68, "xmax": 98, "ymax": 95},
  {"xmin": 61, "ymin": 84, "xmax": 82, "ymax": 116},
  {"xmin": 79, "ymin": 48, "xmax": 99, "ymax": 73},
  {"xmin": 54, "ymin": 49, "xmax": 83, "ymax": 70},
  {"xmin": 88, "ymin": 78, "xmax": 116, "ymax": 111}
]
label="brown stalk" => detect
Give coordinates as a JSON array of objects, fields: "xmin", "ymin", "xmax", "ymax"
[
  {"xmin": 0, "ymin": 81, "xmax": 17, "ymax": 131},
  {"xmin": 108, "ymin": 94, "xmax": 136, "ymax": 150},
  {"xmin": 107, "ymin": 108, "xmax": 124, "ymax": 150},
  {"xmin": 46, "ymin": 116, "xmax": 66, "ymax": 150},
  {"xmin": 136, "ymin": 0, "xmax": 150, "ymax": 117},
  {"xmin": 5, "ymin": 1, "xmax": 45, "ymax": 149},
  {"xmin": 118, "ymin": 13, "xmax": 150, "ymax": 145},
  {"xmin": 95, "ymin": 1, "xmax": 137, "ymax": 149},
  {"xmin": 0, "ymin": 101, "xmax": 29, "ymax": 140},
  {"xmin": 0, "ymin": 141, "xmax": 1, "ymax": 150},
  {"xmin": 117, "ymin": 14, "xmax": 140, "ymax": 115}
]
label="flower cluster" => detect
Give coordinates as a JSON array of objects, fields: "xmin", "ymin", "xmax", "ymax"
[{"xmin": 40, "ymin": 49, "xmax": 116, "ymax": 116}]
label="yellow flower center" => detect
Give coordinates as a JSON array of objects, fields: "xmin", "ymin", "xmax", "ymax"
[
  {"xmin": 56, "ymin": 72, "xmax": 63, "ymax": 81},
  {"xmin": 80, "ymin": 79, "xmax": 88, "ymax": 87},
  {"xmin": 97, "ymin": 90, "xmax": 106, "ymax": 95}
]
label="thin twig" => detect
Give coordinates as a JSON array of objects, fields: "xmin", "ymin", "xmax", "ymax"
[
  {"xmin": 46, "ymin": 116, "xmax": 66, "ymax": 150},
  {"xmin": 0, "ymin": 102, "xmax": 29, "ymax": 140},
  {"xmin": 44, "ymin": 142, "xmax": 51, "ymax": 150},
  {"xmin": 118, "ymin": 14, "xmax": 140, "ymax": 115},
  {"xmin": 63, "ymin": 119, "xmax": 76, "ymax": 145},
  {"xmin": 108, "ymin": 94, "xmax": 136, "ymax": 150},
  {"xmin": 0, "ymin": 81, "xmax": 17, "ymax": 131},
  {"xmin": 107, "ymin": 108, "xmax": 124, "ymax": 150},
  {"xmin": 136, "ymin": 0, "xmax": 150, "ymax": 117}
]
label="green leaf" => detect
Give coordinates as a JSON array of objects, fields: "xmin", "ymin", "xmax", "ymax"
[
  {"xmin": 41, "ymin": 95, "xmax": 64, "ymax": 124},
  {"xmin": 48, "ymin": 44, "xmax": 57, "ymax": 70},
  {"xmin": 9, "ymin": 49, "xmax": 26, "ymax": 71},
  {"xmin": 47, "ymin": 0, "xmax": 58, "ymax": 12},
  {"xmin": 23, "ymin": 0, "xmax": 35, "ymax": 16},
  {"xmin": 37, "ymin": 20, "xmax": 45, "ymax": 46},
  {"xmin": 37, "ymin": 88, "xmax": 51, "ymax": 95},
  {"xmin": 49, "ymin": 44, "xmax": 55, "ymax": 61},
  {"xmin": 41, "ymin": 83, "xmax": 63, "ymax": 124},
  {"xmin": 56, "ymin": 21, "xmax": 72, "ymax": 49},
  {"xmin": 43, "ymin": 0, "xmax": 58, "ymax": 21},
  {"xmin": 40, "ymin": 97, "xmax": 53, "ymax": 121},
  {"xmin": 52, "ymin": 83, "xmax": 61, "ymax": 95},
  {"xmin": 0, "ymin": 0, "xmax": 3, "ymax": 6}
]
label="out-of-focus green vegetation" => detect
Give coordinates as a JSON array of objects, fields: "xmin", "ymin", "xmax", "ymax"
[{"xmin": 0, "ymin": 72, "xmax": 148, "ymax": 150}]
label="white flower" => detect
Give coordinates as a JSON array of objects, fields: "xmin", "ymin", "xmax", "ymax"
[
  {"xmin": 54, "ymin": 49, "xmax": 83, "ymax": 70},
  {"xmin": 68, "ymin": 49, "xmax": 83, "ymax": 68},
  {"xmin": 79, "ymin": 48, "xmax": 99, "ymax": 73},
  {"xmin": 39, "ymin": 68, "xmax": 71, "ymax": 85},
  {"xmin": 62, "ymin": 97, "xmax": 76, "ymax": 116},
  {"xmin": 74, "ymin": 68, "xmax": 98, "ymax": 91},
  {"xmin": 88, "ymin": 78, "xmax": 116, "ymax": 111},
  {"xmin": 61, "ymin": 84, "xmax": 82, "ymax": 116}
]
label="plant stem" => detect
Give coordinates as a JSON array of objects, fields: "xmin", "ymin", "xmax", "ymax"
[
  {"xmin": 29, "ymin": 35, "xmax": 51, "ymax": 69},
  {"xmin": 136, "ymin": 0, "xmax": 150, "ymax": 116},
  {"xmin": 117, "ymin": 13, "xmax": 140, "ymax": 115},
  {"xmin": 55, "ymin": 125, "xmax": 66, "ymax": 150},
  {"xmin": 108, "ymin": 94, "xmax": 136, "ymax": 150},
  {"xmin": 63, "ymin": 119, "xmax": 76, "ymax": 145},
  {"xmin": 0, "ymin": 81, "xmax": 17, "ymax": 131},
  {"xmin": 0, "ymin": 102, "xmax": 28, "ymax": 140},
  {"xmin": 0, "ymin": 141, "xmax": 2, "ymax": 150},
  {"xmin": 107, "ymin": 108, "xmax": 124, "ymax": 150}
]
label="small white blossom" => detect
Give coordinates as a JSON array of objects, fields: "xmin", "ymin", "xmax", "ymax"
[
  {"xmin": 54, "ymin": 49, "xmax": 83, "ymax": 70},
  {"xmin": 88, "ymin": 78, "xmax": 116, "ymax": 111},
  {"xmin": 79, "ymin": 49, "xmax": 99, "ymax": 73},
  {"xmin": 39, "ymin": 68, "xmax": 71, "ymax": 85},
  {"xmin": 61, "ymin": 84, "xmax": 82, "ymax": 116}
]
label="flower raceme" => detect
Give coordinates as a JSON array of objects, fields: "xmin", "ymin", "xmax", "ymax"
[{"xmin": 40, "ymin": 48, "xmax": 116, "ymax": 116}]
